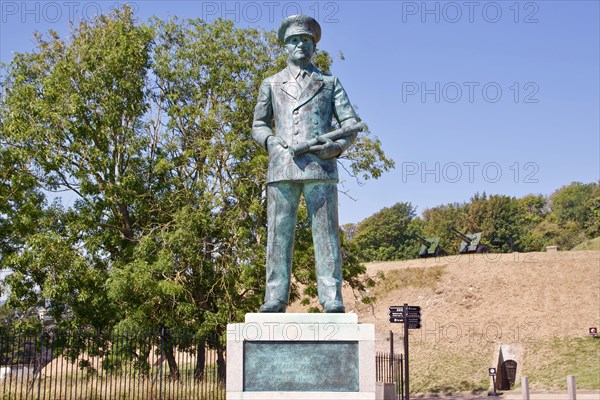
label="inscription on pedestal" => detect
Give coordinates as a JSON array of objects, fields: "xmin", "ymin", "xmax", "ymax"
[{"xmin": 243, "ymin": 341, "xmax": 359, "ymax": 392}]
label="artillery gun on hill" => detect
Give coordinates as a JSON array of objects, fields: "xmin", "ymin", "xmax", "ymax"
[
  {"xmin": 450, "ymin": 226, "xmax": 490, "ymax": 254},
  {"xmin": 415, "ymin": 235, "xmax": 447, "ymax": 258}
]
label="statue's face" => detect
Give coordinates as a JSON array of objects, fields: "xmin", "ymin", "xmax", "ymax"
[{"xmin": 284, "ymin": 34, "xmax": 315, "ymax": 63}]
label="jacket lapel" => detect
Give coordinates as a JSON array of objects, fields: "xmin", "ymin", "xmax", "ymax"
[
  {"xmin": 279, "ymin": 68, "xmax": 301, "ymax": 100},
  {"xmin": 296, "ymin": 69, "xmax": 323, "ymax": 109}
]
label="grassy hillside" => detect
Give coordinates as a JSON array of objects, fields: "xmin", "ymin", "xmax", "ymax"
[
  {"xmin": 525, "ymin": 336, "xmax": 600, "ymax": 390},
  {"xmin": 572, "ymin": 237, "xmax": 600, "ymax": 251},
  {"xmin": 290, "ymin": 251, "xmax": 600, "ymax": 394}
]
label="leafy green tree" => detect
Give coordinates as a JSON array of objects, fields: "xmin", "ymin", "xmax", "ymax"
[
  {"xmin": 463, "ymin": 193, "xmax": 525, "ymax": 252},
  {"xmin": 0, "ymin": 7, "xmax": 152, "ymax": 373},
  {"xmin": 531, "ymin": 182, "xmax": 599, "ymax": 250},
  {"xmin": 550, "ymin": 182, "xmax": 598, "ymax": 227},
  {"xmin": 549, "ymin": 182, "xmax": 600, "ymax": 243},
  {"xmin": 0, "ymin": 6, "xmax": 393, "ymax": 377},
  {"xmin": 516, "ymin": 194, "xmax": 549, "ymax": 251},
  {"xmin": 586, "ymin": 184, "xmax": 600, "ymax": 237},
  {"xmin": 421, "ymin": 202, "xmax": 468, "ymax": 253},
  {"xmin": 0, "ymin": 106, "xmax": 46, "ymax": 294},
  {"xmin": 351, "ymin": 202, "xmax": 419, "ymax": 261},
  {"xmin": 1, "ymin": 8, "xmax": 150, "ymax": 331},
  {"xmin": 341, "ymin": 223, "xmax": 359, "ymax": 241}
]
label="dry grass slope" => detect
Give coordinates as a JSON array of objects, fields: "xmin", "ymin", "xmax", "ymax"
[{"xmin": 291, "ymin": 250, "xmax": 600, "ymax": 394}]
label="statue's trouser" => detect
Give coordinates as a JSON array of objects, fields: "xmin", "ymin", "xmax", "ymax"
[{"xmin": 265, "ymin": 180, "xmax": 344, "ymax": 307}]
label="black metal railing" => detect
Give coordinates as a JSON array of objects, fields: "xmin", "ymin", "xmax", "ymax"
[
  {"xmin": 2, "ymin": 327, "xmax": 405, "ymax": 400},
  {"xmin": 376, "ymin": 351, "xmax": 404, "ymax": 400},
  {"xmin": 0, "ymin": 328, "xmax": 225, "ymax": 400}
]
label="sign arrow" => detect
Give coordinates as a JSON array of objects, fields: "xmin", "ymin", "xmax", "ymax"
[
  {"xmin": 388, "ymin": 317, "xmax": 420, "ymax": 323},
  {"xmin": 389, "ymin": 305, "xmax": 421, "ymax": 312},
  {"xmin": 388, "ymin": 311, "xmax": 420, "ymax": 316}
]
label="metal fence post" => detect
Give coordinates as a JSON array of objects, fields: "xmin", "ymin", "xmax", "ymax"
[
  {"xmin": 567, "ymin": 375, "xmax": 576, "ymax": 400},
  {"xmin": 37, "ymin": 326, "xmax": 43, "ymax": 400},
  {"xmin": 399, "ymin": 353, "xmax": 404, "ymax": 400},
  {"xmin": 159, "ymin": 328, "xmax": 164, "ymax": 400},
  {"xmin": 521, "ymin": 376, "xmax": 530, "ymax": 400}
]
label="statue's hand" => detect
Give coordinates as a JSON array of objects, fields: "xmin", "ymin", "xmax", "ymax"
[
  {"xmin": 267, "ymin": 136, "xmax": 288, "ymax": 152},
  {"xmin": 309, "ymin": 138, "xmax": 342, "ymax": 160}
]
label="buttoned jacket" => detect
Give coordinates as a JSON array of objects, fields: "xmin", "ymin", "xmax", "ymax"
[{"xmin": 252, "ymin": 64, "xmax": 358, "ymax": 183}]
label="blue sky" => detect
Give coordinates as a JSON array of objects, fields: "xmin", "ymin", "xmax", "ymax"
[{"xmin": 1, "ymin": 0, "xmax": 599, "ymax": 225}]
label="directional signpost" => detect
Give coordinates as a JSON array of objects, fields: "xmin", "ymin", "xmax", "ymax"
[{"xmin": 389, "ymin": 304, "xmax": 421, "ymax": 400}]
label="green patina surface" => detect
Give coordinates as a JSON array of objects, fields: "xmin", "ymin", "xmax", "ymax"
[{"xmin": 243, "ymin": 341, "xmax": 359, "ymax": 391}]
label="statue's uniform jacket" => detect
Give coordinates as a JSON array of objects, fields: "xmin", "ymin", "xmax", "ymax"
[
  {"xmin": 252, "ymin": 65, "xmax": 358, "ymax": 183},
  {"xmin": 252, "ymin": 63, "xmax": 358, "ymax": 308}
]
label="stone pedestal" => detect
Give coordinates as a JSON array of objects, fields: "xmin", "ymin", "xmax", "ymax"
[{"xmin": 226, "ymin": 313, "xmax": 375, "ymax": 399}]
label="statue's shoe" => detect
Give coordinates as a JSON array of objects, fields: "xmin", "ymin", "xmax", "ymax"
[
  {"xmin": 323, "ymin": 301, "xmax": 345, "ymax": 313},
  {"xmin": 259, "ymin": 300, "xmax": 287, "ymax": 313}
]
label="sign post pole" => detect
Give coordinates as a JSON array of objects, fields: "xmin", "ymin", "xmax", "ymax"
[
  {"xmin": 489, "ymin": 368, "xmax": 498, "ymax": 396},
  {"xmin": 388, "ymin": 304, "xmax": 421, "ymax": 400},
  {"xmin": 403, "ymin": 303, "xmax": 409, "ymax": 400},
  {"xmin": 389, "ymin": 330, "xmax": 394, "ymax": 385}
]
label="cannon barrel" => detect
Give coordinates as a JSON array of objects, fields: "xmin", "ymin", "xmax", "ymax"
[
  {"xmin": 415, "ymin": 234, "xmax": 431, "ymax": 246},
  {"xmin": 450, "ymin": 226, "xmax": 473, "ymax": 244}
]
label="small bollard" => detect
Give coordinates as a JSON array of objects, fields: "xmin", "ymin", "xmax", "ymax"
[
  {"xmin": 567, "ymin": 375, "xmax": 576, "ymax": 400},
  {"xmin": 521, "ymin": 376, "xmax": 530, "ymax": 400}
]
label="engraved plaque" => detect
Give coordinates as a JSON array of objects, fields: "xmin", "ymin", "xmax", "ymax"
[{"xmin": 243, "ymin": 341, "xmax": 359, "ymax": 392}]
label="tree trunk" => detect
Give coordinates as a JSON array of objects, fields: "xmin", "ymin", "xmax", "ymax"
[
  {"xmin": 139, "ymin": 346, "xmax": 151, "ymax": 377},
  {"xmin": 161, "ymin": 331, "xmax": 180, "ymax": 382},
  {"xmin": 194, "ymin": 339, "xmax": 206, "ymax": 381},
  {"xmin": 216, "ymin": 346, "xmax": 226, "ymax": 383},
  {"xmin": 117, "ymin": 202, "xmax": 135, "ymax": 241}
]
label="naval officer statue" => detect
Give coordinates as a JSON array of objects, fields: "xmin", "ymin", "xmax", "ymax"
[{"xmin": 252, "ymin": 15, "xmax": 361, "ymax": 313}]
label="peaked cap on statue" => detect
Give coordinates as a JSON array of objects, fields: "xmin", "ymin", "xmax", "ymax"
[{"xmin": 278, "ymin": 15, "xmax": 322, "ymax": 44}]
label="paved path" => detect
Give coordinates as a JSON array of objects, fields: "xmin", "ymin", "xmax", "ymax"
[
  {"xmin": 411, "ymin": 391, "xmax": 600, "ymax": 400},
  {"xmin": 501, "ymin": 391, "xmax": 600, "ymax": 400}
]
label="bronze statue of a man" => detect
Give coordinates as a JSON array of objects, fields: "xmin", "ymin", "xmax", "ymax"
[{"xmin": 252, "ymin": 15, "xmax": 360, "ymax": 313}]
